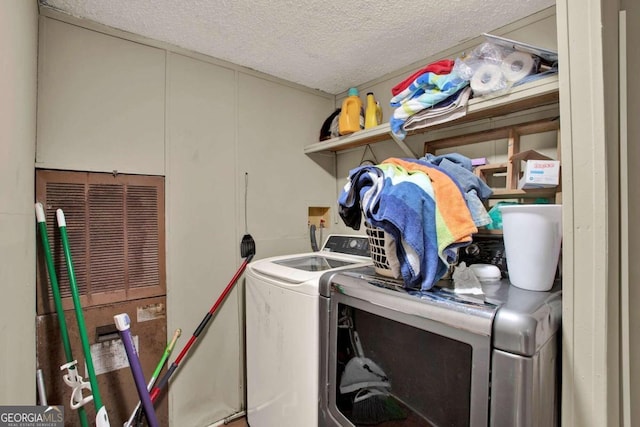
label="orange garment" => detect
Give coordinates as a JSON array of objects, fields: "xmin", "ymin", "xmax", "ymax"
[{"xmin": 382, "ymin": 158, "xmax": 477, "ymax": 249}]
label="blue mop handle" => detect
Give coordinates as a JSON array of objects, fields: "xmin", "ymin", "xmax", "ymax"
[{"xmin": 114, "ymin": 314, "xmax": 159, "ymax": 427}]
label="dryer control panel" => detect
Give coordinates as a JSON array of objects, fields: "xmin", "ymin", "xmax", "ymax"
[{"xmin": 322, "ymin": 235, "xmax": 370, "ymax": 257}]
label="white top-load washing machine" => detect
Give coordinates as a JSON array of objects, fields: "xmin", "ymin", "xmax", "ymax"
[{"xmin": 245, "ymin": 235, "xmax": 371, "ymax": 427}]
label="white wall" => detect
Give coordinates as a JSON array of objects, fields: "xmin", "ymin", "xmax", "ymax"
[
  {"xmin": 36, "ymin": 18, "xmax": 166, "ymax": 175},
  {"xmin": 165, "ymin": 52, "xmax": 238, "ymax": 426},
  {"xmin": 621, "ymin": 0, "xmax": 639, "ymax": 424},
  {"xmin": 237, "ymin": 73, "xmax": 338, "ymax": 255},
  {"xmin": 0, "ymin": 0, "xmax": 38, "ymax": 404},
  {"xmin": 34, "ymin": 12, "xmax": 335, "ymax": 425},
  {"xmin": 557, "ymin": 0, "xmax": 621, "ymax": 425}
]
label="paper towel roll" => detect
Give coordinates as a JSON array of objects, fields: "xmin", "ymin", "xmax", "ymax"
[
  {"xmin": 470, "ymin": 64, "xmax": 506, "ymax": 95},
  {"xmin": 501, "ymin": 51, "xmax": 536, "ymax": 82}
]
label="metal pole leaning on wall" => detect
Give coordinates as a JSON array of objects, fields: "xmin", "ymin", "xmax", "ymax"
[
  {"xmin": 114, "ymin": 313, "xmax": 159, "ymax": 427},
  {"xmin": 148, "ymin": 255, "xmax": 254, "ymax": 404},
  {"xmin": 35, "ymin": 203, "xmax": 90, "ymax": 427},
  {"xmin": 57, "ymin": 209, "xmax": 111, "ymax": 427},
  {"xmin": 126, "ymin": 328, "xmax": 181, "ymax": 427}
]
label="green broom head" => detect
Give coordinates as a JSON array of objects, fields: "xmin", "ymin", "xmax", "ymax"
[{"xmin": 350, "ymin": 387, "xmax": 407, "ymax": 425}]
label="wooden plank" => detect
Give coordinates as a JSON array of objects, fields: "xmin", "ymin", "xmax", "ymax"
[
  {"xmin": 475, "ymin": 162, "xmax": 508, "ymax": 184},
  {"xmin": 476, "ymin": 162, "xmax": 508, "ymax": 172},
  {"xmin": 424, "ymin": 117, "xmax": 559, "ymax": 153},
  {"xmin": 425, "ymin": 127, "xmax": 512, "ymax": 151},
  {"xmin": 506, "ymin": 129, "xmax": 520, "ymax": 190},
  {"xmin": 490, "ymin": 188, "xmax": 557, "ymax": 198},
  {"xmin": 515, "ymin": 118, "xmax": 560, "ymax": 135},
  {"xmin": 304, "ymin": 123, "xmax": 392, "ymax": 153}
]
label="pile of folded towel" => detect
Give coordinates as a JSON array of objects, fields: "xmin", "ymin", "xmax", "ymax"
[
  {"xmin": 389, "ymin": 38, "xmax": 558, "ymax": 141},
  {"xmin": 389, "ymin": 59, "xmax": 471, "ymax": 141},
  {"xmin": 338, "ymin": 154, "xmax": 492, "ymax": 291}
]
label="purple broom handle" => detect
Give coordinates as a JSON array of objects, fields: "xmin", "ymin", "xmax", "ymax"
[{"xmin": 114, "ymin": 314, "xmax": 159, "ymax": 427}]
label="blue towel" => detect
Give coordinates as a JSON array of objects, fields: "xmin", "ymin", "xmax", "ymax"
[
  {"xmin": 386, "ymin": 158, "xmax": 477, "ymax": 265},
  {"xmin": 338, "ymin": 165, "xmax": 385, "ymax": 230},
  {"xmin": 390, "ymin": 72, "xmax": 469, "ymax": 140},
  {"xmin": 338, "ymin": 163, "xmax": 449, "ymax": 290},
  {"xmin": 366, "ymin": 178, "xmax": 447, "ymax": 290}
]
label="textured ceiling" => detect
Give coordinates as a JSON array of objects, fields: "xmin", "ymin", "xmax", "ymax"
[{"xmin": 41, "ymin": 0, "xmax": 555, "ymax": 95}]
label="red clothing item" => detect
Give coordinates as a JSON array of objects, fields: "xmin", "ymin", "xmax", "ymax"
[{"xmin": 391, "ymin": 59, "xmax": 456, "ymax": 96}]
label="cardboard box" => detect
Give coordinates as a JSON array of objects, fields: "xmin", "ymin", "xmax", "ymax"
[
  {"xmin": 511, "ymin": 149, "xmax": 560, "ymax": 189},
  {"xmin": 518, "ymin": 159, "xmax": 560, "ymax": 189}
]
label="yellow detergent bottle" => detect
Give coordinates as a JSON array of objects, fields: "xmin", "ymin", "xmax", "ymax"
[
  {"xmin": 365, "ymin": 92, "xmax": 383, "ymax": 129},
  {"xmin": 339, "ymin": 87, "xmax": 364, "ymax": 135}
]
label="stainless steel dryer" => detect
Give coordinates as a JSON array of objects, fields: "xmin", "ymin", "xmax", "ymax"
[{"xmin": 319, "ymin": 266, "xmax": 562, "ymax": 427}]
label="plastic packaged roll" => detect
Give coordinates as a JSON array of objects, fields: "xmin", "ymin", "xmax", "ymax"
[
  {"xmin": 470, "ymin": 63, "xmax": 506, "ymax": 96},
  {"xmin": 501, "ymin": 51, "xmax": 536, "ymax": 82}
]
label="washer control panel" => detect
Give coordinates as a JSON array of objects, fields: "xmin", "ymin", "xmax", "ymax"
[{"xmin": 322, "ymin": 235, "xmax": 370, "ymax": 257}]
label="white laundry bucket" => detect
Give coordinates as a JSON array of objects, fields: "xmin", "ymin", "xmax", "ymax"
[{"xmin": 500, "ymin": 204, "xmax": 562, "ymax": 291}]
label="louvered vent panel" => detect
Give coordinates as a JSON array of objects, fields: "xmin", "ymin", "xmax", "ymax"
[
  {"xmin": 127, "ymin": 185, "xmax": 160, "ymax": 288},
  {"xmin": 44, "ymin": 182, "xmax": 88, "ymax": 299},
  {"xmin": 89, "ymin": 184, "xmax": 126, "ymax": 294},
  {"xmin": 36, "ymin": 170, "xmax": 165, "ymax": 314}
]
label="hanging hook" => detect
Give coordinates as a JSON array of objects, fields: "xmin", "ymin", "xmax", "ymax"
[{"xmin": 359, "ymin": 144, "xmax": 379, "ymax": 166}]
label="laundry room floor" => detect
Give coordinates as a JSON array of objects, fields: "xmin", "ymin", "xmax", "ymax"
[
  {"xmin": 228, "ymin": 415, "xmax": 431, "ymax": 426},
  {"xmin": 228, "ymin": 417, "xmax": 248, "ymax": 427}
]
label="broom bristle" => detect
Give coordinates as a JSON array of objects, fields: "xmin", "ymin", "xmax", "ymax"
[
  {"xmin": 351, "ymin": 393, "xmax": 407, "ymax": 425},
  {"xmin": 240, "ymin": 234, "xmax": 255, "ymax": 257}
]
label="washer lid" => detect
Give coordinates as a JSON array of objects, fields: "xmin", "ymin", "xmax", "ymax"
[
  {"xmin": 273, "ymin": 255, "xmax": 355, "ymax": 272},
  {"xmin": 248, "ymin": 252, "xmax": 372, "ymax": 286}
]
